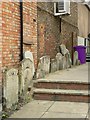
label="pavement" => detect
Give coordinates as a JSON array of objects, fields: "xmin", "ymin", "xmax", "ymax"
[
  {"xmin": 10, "ymin": 63, "xmax": 89, "ymax": 119},
  {"xmin": 44, "ymin": 62, "xmax": 88, "ymax": 83},
  {"xmin": 10, "ymin": 100, "xmax": 89, "ymax": 119}
]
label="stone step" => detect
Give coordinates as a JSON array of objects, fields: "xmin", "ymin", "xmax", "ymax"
[
  {"xmin": 86, "ymin": 58, "xmax": 90, "ymax": 62},
  {"xmin": 86, "ymin": 54, "xmax": 90, "ymax": 62},
  {"xmin": 34, "ymin": 79, "xmax": 89, "ymax": 90},
  {"xmin": 33, "ymin": 88, "xmax": 90, "ymax": 103}
]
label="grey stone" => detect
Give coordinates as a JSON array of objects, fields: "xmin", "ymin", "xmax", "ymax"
[
  {"xmin": 60, "ymin": 44, "xmax": 69, "ymax": 55},
  {"xmin": 56, "ymin": 53, "xmax": 63, "ymax": 70},
  {"xmin": 36, "ymin": 56, "xmax": 50, "ymax": 79},
  {"xmin": 65, "ymin": 52, "xmax": 72, "ymax": 68},
  {"xmin": 73, "ymin": 51, "xmax": 78, "ymax": 65},
  {"xmin": 62, "ymin": 56, "xmax": 67, "ymax": 69},
  {"xmin": 50, "ymin": 59, "xmax": 57, "ymax": 73},
  {"xmin": 19, "ymin": 59, "xmax": 33, "ymax": 96},
  {"xmin": 76, "ymin": 59, "xmax": 81, "ymax": 65},
  {"xmin": 59, "ymin": 44, "xmax": 72, "ymax": 68},
  {"xmin": 3, "ymin": 68, "xmax": 18, "ymax": 108},
  {"xmin": 23, "ymin": 51, "xmax": 35, "ymax": 76}
]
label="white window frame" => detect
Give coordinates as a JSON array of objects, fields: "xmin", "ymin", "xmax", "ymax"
[{"xmin": 54, "ymin": 0, "xmax": 70, "ymax": 16}]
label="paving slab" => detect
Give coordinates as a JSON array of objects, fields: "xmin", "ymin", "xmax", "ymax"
[
  {"xmin": 48, "ymin": 101, "xmax": 88, "ymax": 114},
  {"xmin": 10, "ymin": 100, "xmax": 89, "ymax": 119},
  {"xmin": 10, "ymin": 100, "xmax": 54, "ymax": 118},
  {"xmin": 41, "ymin": 112, "xmax": 87, "ymax": 118},
  {"xmin": 45, "ymin": 63, "xmax": 88, "ymax": 83}
]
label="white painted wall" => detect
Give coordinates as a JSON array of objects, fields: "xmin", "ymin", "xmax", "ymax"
[{"xmin": 78, "ymin": 36, "xmax": 85, "ymax": 46}]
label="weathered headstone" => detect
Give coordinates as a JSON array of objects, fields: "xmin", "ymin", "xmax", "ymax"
[
  {"xmin": 36, "ymin": 56, "xmax": 50, "ymax": 79},
  {"xmin": 60, "ymin": 44, "xmax": 72, "ymax": 68},
  {"xmin": 62, "ymin": 56, "xmax": 67, "ymax": 69},
  {"xmin": 65, "ymin": 52, "xmax": 72, "ymax": 68},
  {"xmin": 19, "ymin": 59, "xmax": 33, "ymax": 95},
  {"xmin": 3, "ymin": 68, "xmax": 18, "ymax": 108},
  {"xmin": 50, "ymin": 59, "xmax": 57, "ymax": 73},
  {"xmin": 56, "ymin": 53, "xmax": 63, "ymax": 70},
  {"xmin": 23, "ymin": 51, "xmax": 35, "ymax": 76},
  {"xmin": 60, "ymin": 44, "xmax": 69, "ymax": 55},
  {"xmin": 73, "ymin": 51, "xmax": 78, "ymax": 65}
]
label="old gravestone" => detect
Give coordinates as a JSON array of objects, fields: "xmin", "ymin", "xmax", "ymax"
[
  {"xmin": 50, "ymin": 59, "xmax": 57, "ymax": 73},
  {"xmin": 23, "ymin": 51, "xmax": 35, "ymax": 76},
  {"xmin": 60, "ymin": 44, "xmax": 69, "ymax": 55},
  {"xmin": 62, "ymin": 56, "xmax": 67, "ymax": 69},
  {"xmin": 36, "ymin": 56, "xmax": 50, "ymax": 79},
  {"xmin": 3, "ymin": 68, "xmax": 18, "ymax": 109},
  {"xmin": 19, "ymin": 59, "xmax": 33, "ymax": 96},
  {"xmin": 73, "ymin": 51, "xmax": 78, "ymax": 65},
  {"xmin": 56, "ymin": 53, "xmax": 63, "ymax": 70},
  {"xmin": 65, "ymin": 52, "xmax": 72, "ymax": 68},
  {"xmin": 59, "ymin": 44, "xmax": 72, "ymax": 68},
  {"xmin": 73, "ymin": 51, "xmax": 80, "ymax": 65}
]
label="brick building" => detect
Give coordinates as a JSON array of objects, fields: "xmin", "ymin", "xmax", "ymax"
[
  {"xmin": 0, "ymin": 2, "xmax": 38, "ymax": 102},
  {"xmin": 0, "ymin": 1, "xmax": 90, "ymax": 92},
  {"xmin": 37, "ymin": 2, "xmax": 78, "ymax": 60}
]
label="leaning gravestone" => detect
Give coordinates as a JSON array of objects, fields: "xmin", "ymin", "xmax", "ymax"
[
  {"xmin": 36, "ymin": 56, "xmax": 50, "ymax": 79},
  {"xmin": 73, "ymin": 51, "xmax": 78, "ymax": 65},
  {"xmin": 19, "ymin": 59, "xmax": 33, "ymax": 96},
  {"xmin": 56, "ymin": 53, "xmax": 63, "ymax": 70},
  {"xmin": 3, "ymin": 68, "xmax": 18, "ymax": 109},
  {"xmin": 60, "ymin": 44, "xmax": 69, "ymax": 55},
  {"xmin": 23, "ymin": 51, "xmax": 35, "ymax": 76},
  {"xmin": 50, "ymin": 59, "xmax": 57, "ymax": 73},
  {"xmin": 60, "ymin": 44, "xmax": 72, "ymax": 68}
]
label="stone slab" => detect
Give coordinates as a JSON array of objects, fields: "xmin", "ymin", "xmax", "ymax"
[
  {"xmin": 19, "ymin": 59, "xmax": 33, "ymax": 95},
  {"xmin": 41, "ymin": 111, "xmax": 86, "ymax": 118},
  {"xmin": 45, "ymin": 64, "xmax": 88, "ymax": 83},
  {"xmin": 37, "ymin": 56, "xmax": 50, "ymax": 78},
  {"xmin": 60, "ymin": 44, "xmax": 69, "ymax": 55},
  {"xmin": 3, "ymin": 68, "xmax": 18, "ymax": 109},
  {"xmin": 48, "ymin": 101, "xmax": 88, "ymax": 114},
  {"xmin": 50, "ymin": 59, "xmax": 57, "ymax": 73},
  {"xmin": 10, "ymin": 100, "xmax": 54, "ymax": 118},
  {"xmin": 23, "ymin": 51, "xmax": 35, "ymax": 76}
]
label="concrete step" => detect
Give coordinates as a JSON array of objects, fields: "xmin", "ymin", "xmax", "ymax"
[
  {"xmin": 86, "ymin": 54, "xmax": 90, "ymax": 62},
  {"xmin": 33, "ymin": 88, "xmax": 90, "ymax": 103},
  {"xmin": 34, "ymin": 79, "xmax": 89, "ymax": 90}
]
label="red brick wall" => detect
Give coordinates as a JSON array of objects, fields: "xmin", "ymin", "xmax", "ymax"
[
  {"xmin": 61, "ymin": 2, "xmax": 78, "ymax": 57},
  {"xmin": 37, "ymin": 2, "xmax": 60, "ymax": 59},
  {"xmin": 2, "ymin": 2, "xmax": 38, "ymax": 68},
  {"xmin": 2, "ymin": 2, "xmax": 20, "ymax": 68},
  {"xmin": 0, "ymin": 3, "xmax": 2, "ymax": 86},
  {"xmin": 23, "ymin": 2, "xmax": 38, "ymax": 67},
  {"xmin": 37, "ymin": 2, "xmax": 78, "ymax": 60}
]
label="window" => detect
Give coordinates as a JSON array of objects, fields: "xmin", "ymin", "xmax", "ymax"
[{"xmin": 54, "ymin": 0, "xmax": 70, "ymax": 16}]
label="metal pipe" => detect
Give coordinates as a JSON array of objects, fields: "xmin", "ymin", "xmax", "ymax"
[{"xmin": 20, "ymin": 1, "xmax": 23, "ymax": 61}]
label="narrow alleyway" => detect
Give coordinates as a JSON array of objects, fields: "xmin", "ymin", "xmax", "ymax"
[{"xmin": 10, "ymin": 63, "xmax": 89, "ymax": 119}]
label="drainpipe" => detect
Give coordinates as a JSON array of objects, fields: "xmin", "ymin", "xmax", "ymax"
[{"xmin": 20, "ymin": 1, "xmax": 23, "ymax": 61}]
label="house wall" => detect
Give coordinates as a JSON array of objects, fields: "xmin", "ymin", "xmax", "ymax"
[
  {"xmin": 2, "ymin": 2, "xmax": 38, "ymax": 68},
  {"xmin": 0, "ymin": 3, "xmax": 2, "ymax": 88},
  {"xmin": 37, "ymin": 2, "xmax": 78, "ymax": 59},
  {"xmin": 37, "ymin": 2, "xmax": 60, "ymax": 59},
  {"xmin": 23, "ymin": 2, "xmax": 38, "ymax": 67},
  {"xmin": 2, "ymin": 2, "xmax": 20, "ymax": 68},
  {"xmin": 61, "ymin": 2, "xmax": 78, "ymax": 55},
  {"xmin": 78, "ymin": 3, "xmax": 89, "ymax": 38}
]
